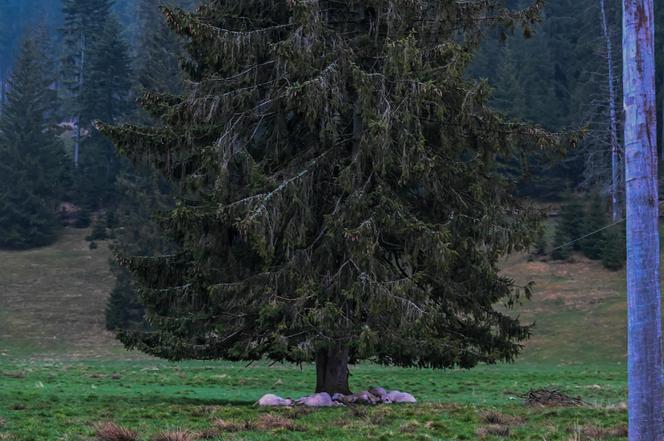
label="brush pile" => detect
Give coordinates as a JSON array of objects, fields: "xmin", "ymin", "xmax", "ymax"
[{"xmin": 519, "ymin": 389, "xmax": 586, "ymax": 407}]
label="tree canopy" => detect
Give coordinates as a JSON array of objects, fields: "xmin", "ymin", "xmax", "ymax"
[
  {"xmin": 102, "ymin": 0, "xmax": 568, "ymax": 394},
  {"xmin": 0, "ymin": 35, "xmax": 64, "ymax": 249}
]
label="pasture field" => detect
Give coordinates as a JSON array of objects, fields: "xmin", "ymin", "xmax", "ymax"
[
  {"xmin": 0, "ymin": 226, "xmax": 636, "ymax": 440},
  {"xmin": 0, "ymin": 359, "xmax": 628, "ymax": 441}
]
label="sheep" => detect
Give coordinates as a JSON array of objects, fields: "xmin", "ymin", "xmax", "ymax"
[
  {"xmin": 256, "ymin": 394, "xmax": 294, "ymax": 407},
  {"xmin": 296, "ymin": 392, "xmax": 339, "ymax": 407}
]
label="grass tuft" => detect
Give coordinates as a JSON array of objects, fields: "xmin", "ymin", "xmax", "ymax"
[
  {"xmin": 479, "ymin": 410, "xmax": 526, "ymax": 426},
  {"xmin": 567, "ymin": 424, "xmax": 628, "ymax": 440},
  {"xmin": 211, "ymin": 419, "xmax": 248, "ymax": 432},
  {"xmin": 151, "ymin": 430, "xmax": 200, "ymax": 441},
  {"xmin": 254, "ymin": 413, "xmax": 301, "ymax": 431},
  {"xmin": 398, "ymin": 420, "xmax": 421, "ymax": 433},
  {"xmin": 476, "ymin": 424, "xmax": 510, "ymax": 438},
  {"xmin": 94, "ymin": 422, "xmax": 139, "ymax": 441},
  {"xmin": 195, "ymin": 428, "xmax": 219, "ymax": 440}
]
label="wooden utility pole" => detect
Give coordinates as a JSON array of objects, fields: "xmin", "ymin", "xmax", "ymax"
[{"xmin": 623, "ymin": 0, "xmax": 663, "ymax": 439}]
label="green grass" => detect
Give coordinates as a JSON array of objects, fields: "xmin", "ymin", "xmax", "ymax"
[
  {"xmin": 0, "ymin": 359, "xmax": 629, "ymax": 441},
  {"xmin": 0, "ymin": 225, "xmax": 639, "ymax": 440}
]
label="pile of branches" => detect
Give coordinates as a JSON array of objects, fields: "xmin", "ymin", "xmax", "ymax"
[{"xmin": 517, "ymin": 389, "xmax": 587, "ymax": 407}]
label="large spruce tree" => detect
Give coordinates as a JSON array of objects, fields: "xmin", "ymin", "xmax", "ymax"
[
  {"xmin": 0, "ymin": 35, "xmax": 64, "ymax": 249},
  {"xmin": 103, "ymin": 0, "xmax": 566, "ymax": 394},
  {"xmin": 106, "ymin": 0, "xmax": 193, "ymax": 332}
]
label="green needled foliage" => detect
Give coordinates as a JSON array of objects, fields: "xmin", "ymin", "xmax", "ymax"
[
  {"xmin": 557, "ymin": 193, "xmax": 585, "ymax": 250},
  {"xmin": 0, "ymin": 35, "xmax": 64, "ymax": 250},
  {"xmin": 580, "ymin": 192, "xmax": 608, "ymax": 260},
  {"xmin": 102, "ymin": 0, "xmax": 569, "ymax": 393},
  {"xmin": 601, "ymin": 225, "xmax": 625, "ymax": 271},
  {"xmin": 105, "ymin": 0, "xmax": 193, "ymax": 333},
  {"xmin": 72, "ymin": 13, "xmax": 133, "ymax": 209}
]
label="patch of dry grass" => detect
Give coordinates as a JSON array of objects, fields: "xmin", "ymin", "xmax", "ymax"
[
  {"xmin": 567, "ymin": 424, "xmax": 628, "ymax": 440},
  {"xmin": 211, "ymin": 419, "xmax": 248, "ymax": 433},
  {"xmin": 476, "ymin": 424, "xmax": 510, "ymax": 438},
  {"xmin": 151, "ymin": 430, "xmax": 200, "ymax": 441},
  {"xmin": 479, "ymin": 410, "xmax": 527, "ymax": 426},
  {"xmin": 94, "ymin": 422, "xmax": 138, "ymax": 441},
  {"xmin": 254, "ymin": 413, "xmax": 301, "ymax": 431},
  {"xmin": 398, "ymin": 420, "xmax": 421, "ymax": 433}
]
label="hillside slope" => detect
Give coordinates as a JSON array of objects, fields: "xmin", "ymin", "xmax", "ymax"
[
  {"xmin": 504, "ymin": 255, "xmax": 627, "ymax": 364},
  {"xmin": 0, "ymin": 227, "xmax": 631, "ymax": 364},
  {"xmin": 0, "ymin": 228, "xmax": 124, "ymax": 359}
]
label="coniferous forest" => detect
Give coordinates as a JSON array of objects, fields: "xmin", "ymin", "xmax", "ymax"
[{"xmin": 0, "ymin": 0, "xmax": 663, "ymax": 439}]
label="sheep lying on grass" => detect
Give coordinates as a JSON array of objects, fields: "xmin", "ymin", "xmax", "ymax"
[{"xmin": 257, "ymin": 387, "xmax": 416, "ymax": 407}]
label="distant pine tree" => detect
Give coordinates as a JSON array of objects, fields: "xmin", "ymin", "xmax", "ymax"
[
  {"xmin": 73, "ymin": 14, "xmax": 133, "ymax": 209},
  {"xmin": 80, "ymin": 15, "xmax": 133, "ymax": 126},
  {"xmin": 134, "ymin": 0, "xmax": 191, "ymax": 100},
  {"xmin": 0, "ymin": 34, "xmax": 64, "ymax": 249},
  {"xmin": 106, "ymin": 266, "xmax": 149, "ymax": 331},
  {"xmin": 580, "ymin": 192, "xmax": 608, "ymax": 259},
  {"xmin": 551, "ymin": 221, "xmax": 572, "ymax": 260},
  {"xmin": 558, "ymin": 193, "xmax": 585, "ymax": 250},
  {"xmin": 492, "ymin": 43, "xmax": 527, "ymax": 119},
  {"xmin": 533, "ymin": 226, "xmax": 548, "ymax": 256},
  {"xmin": 602, "ymin": 225, "xmax": 625, "ymax": 271}
]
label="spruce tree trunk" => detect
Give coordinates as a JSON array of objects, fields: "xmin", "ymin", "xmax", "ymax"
[
  {"xmin": 315, "ymin": 343, "xmax": 351, "ymax": 395},
  {"xmin": 622, "ymin": 0, "xmax": 663, "ymax": 439}
]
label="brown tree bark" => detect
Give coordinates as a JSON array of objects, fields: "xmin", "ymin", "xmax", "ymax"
[{"xmin": 315, "ymin": 343, "xmax": 351, "ymax": 395}]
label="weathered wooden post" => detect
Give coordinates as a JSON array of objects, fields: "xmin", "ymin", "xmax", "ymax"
[{"xmin": 623, "ymin": 0, "xmax": 663, "ymax": 439}]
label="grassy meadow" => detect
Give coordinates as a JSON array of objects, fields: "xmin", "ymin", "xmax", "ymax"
[{"xmin": 0, "ymin": 227, "xmax": 636, "ymax": 440}]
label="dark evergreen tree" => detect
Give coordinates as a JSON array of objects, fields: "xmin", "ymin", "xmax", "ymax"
[
  {"xmin": 72, "ymin": 14, "xmax": 133, "ymax": 209},
  {"xmin": 106, "ymin": 170, "xmax": 174, "ymax": 331},
  {"xmin": 602, "ymin": 224, "xmax": 625, "ymax": 271},
  {"xmin": 580, "ymin": 192, "xmax": 608, "ymax": 259},
  {"xmin": 557, "ymin": 193, "xmax": 585, "ymax": 250},
  {"xmin": 106, "ymin": 268, "xmax": 148, "ymax": 330},
  {"xmin": 533, "ymin": 226, "xmax": 548, "ymax": 256},
  {"xmin": 0, "ymin": 0, "xmax": 62, "ymax": 111},
  {"xmin": 492, "ymin": 43, "xmax": 527, "ymax": 119},
  {"xmin": 470, "ymin": 0, "xmax": 605, "ymax": 201},
  {"xmin": 102, "ymin": 0, "xmax": 568, "ymax": 394},
  {"xmin": 0, "ymin": 35, "xmax": 64, "ymax": 249},
  {"xmin": 105, "ymin": 0, "xmax": 190, "ymax": 332},
  {"xmin": 86, "ymin": 217, "xmax": 108, "ymax": 241},
  {"xmin": 60, "ymin": 0, "xmax": 113, "ymax": 168},
  {"xmin": 80, "ymin": 16, "xmax": 132, "ymax": 126},
  {"xmin": 550, "ymin": 221, "xmax": 572, "ymax": 260}
]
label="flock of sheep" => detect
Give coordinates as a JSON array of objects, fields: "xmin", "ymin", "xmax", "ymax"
[{"xmin": 257, "ymin": 387, "xmax": 417, "ymax": 407}]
